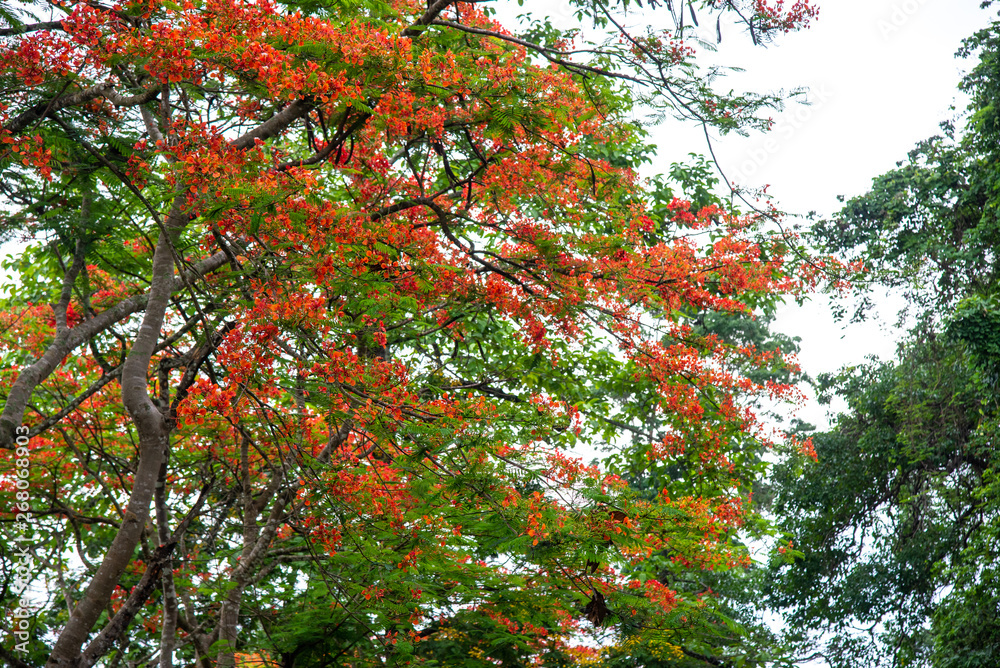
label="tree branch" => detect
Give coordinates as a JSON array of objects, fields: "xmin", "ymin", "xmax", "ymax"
[
  {"xmin": 0, "ymin": 251, "xmax": 227, "ymax": 450},
  {"xmin": 3, "ymin": 84, "xmax": 159, "ymax": 135}
]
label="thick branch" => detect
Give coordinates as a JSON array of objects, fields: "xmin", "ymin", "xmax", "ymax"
[
  {"xmin": 229, "ymin": 100, "xmax": 312, "ymax": 151},
  {"xmin": 0, "ymin": 20, "xmax": 65, "ymax": 36},
  {"xmin": 155, "ymin": 438, "xmax": 178, "ymax": 668},
  {"xmin": 45, "ymin": 197, "xmax": 190, "ymax": 668},
  {"xmin": 75, "ymin": 483, "xmax": 208, "ymax": 668},
  {"xmin": 54, "ymin": 239, "xmax": 86, "ymax": 336},
  {"xmin": 402, "ymin": 0, "xmax": 455, "ymax": 37},
  {"xmin": 0, "ymin": 251, "xmax": 227, "ymax": 449},
  {"xmin": 3, "ymin": 84, "xmax": 159, "ymax": 135},
  {"xmin": 215, "ymin": 482, "xmax": 295, "ymax": 668},
  {"xmin": 75, "ymin": 543, "xmax": 177, "ymax": 668}
]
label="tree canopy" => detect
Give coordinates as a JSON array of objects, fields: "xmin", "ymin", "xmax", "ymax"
[
  {"xmin": 0, "ymin": 1, "xmax": 825, "ymax": 668},
  {"xmin": 765, "ymin": 13, "xmax": 1000, "ymax": 667}
]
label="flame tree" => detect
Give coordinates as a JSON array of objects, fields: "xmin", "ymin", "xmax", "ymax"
[{"xmin": 0, "ymin": 1, "xmax": 821, "ymax": 667}]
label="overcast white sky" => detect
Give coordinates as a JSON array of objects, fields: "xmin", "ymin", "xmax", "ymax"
[
  {"xmin": 644, "ymin": 0, "xmax": 999, "ymax": 427},
  {"xmin": 713, "ymin": 0, "xmax": 997, "ymax": 426}
]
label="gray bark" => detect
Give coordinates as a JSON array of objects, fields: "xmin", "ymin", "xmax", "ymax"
[
  {"xmin": 45, "ymin": 198, "xmax": 189, "ymax": 668},
  {"xmin": 0, "ymin": 251, "xmax": 227, "ymax": 450}
]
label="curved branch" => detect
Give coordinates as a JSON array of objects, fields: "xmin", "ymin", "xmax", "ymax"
[
  {"xmin": 0, "ymin": 251, "xmax": 227, "ymax": 449},
  {"xmin": 45, "ymin": 197, "xmax": 194, "ymax": 668},
  {"xmin": 3, "ymin": 84, "xmax": 159, "ymax": 136},
  {"xmin": 0, "ymin": 20, "xmax": 66, "ymax": 36}
]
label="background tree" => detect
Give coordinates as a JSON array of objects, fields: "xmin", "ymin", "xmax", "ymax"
[
  {"xmin": 0, "ymin": 1, "xmax": 821, "ymax": 667},
  {"xmin": 765, "ymin": 10, "xmax": 1000, "ymax": 667}
]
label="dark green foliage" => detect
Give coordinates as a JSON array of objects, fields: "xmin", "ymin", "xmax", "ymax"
[
  {"xmin": 812, "ymin": 21, "xmax": 1000, "ymax": 318},
  {"xmin": 768, "ymin": 16, "xmax": 1000, "ymax": 667},
  {"xmin": 768, "ymin": 334, "xmax": 991, "ymax": 665}
]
